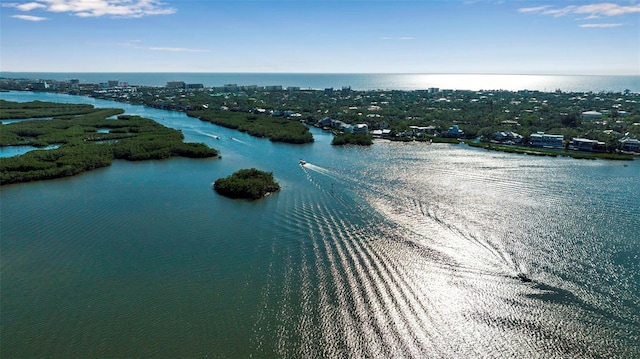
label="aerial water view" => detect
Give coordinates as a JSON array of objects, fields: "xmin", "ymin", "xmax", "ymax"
[{"xmin": 1, "ymin": 0, "xmax": 639, "ymax": 358}]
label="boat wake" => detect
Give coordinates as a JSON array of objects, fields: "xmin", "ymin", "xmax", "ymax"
[
  {"xmin": 301, "ymin": 163, "xmax": 342, "ymax": 182},
  {"xmin": 196, "ymin": 130, "xmax": 221, "ymax": 140},
  {"xmin": 229, "ymin": 136, "xmax": 250, "ymax": 145}
]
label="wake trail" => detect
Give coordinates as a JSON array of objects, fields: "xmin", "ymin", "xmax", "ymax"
[
  {"xmin": 228, "ymin": 135, "xmax": 251, "ymax": 145},
  {"xmin": 302, "ymin": 163, "xmax": 343, "ymax": 182},
  {"xmin": 195, "ymin": 130, "xmax": 221, "ymax": 139}
]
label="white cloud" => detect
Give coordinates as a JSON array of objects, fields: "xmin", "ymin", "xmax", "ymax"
[
  {"xmin": 16, "ymin": 2, "xmax": 46, "ymax": 11},
  {"xmin": 519, "ymin": 2, "xmax": 638, "ymax": 28},
  {"xmin": 540, "ymin": 6, "xmax": 578, "ymax": 17},
  {"xmin": 12, "ymin": 14, "xmax": 48, "ymax": 21},
  {"xmin": 517, "ymin": 5, "xmax": 552, "ymax": 13},
  {"xmin": 519, "ymin": 2, "xmax": 640, "ymax": 18},
  {"xmin": 572, "ymin": 3, "xmax": 640, "ymax": 17},
  {"xmin": 579, "ymin": 23, "xmax": 624, "ymax": 28},
  {"xmin": 5, "ymin": 0, "xmax": 175, "ymax": 18}
]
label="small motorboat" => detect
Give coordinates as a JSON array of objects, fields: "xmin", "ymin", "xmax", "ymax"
[{"xmin": 299, "ymin": 160, "xmax": 306, "ymax": 166}]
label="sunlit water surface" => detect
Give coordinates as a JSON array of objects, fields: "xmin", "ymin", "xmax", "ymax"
[{"xmin": 1, "ymin": 92, "xmax": 639, "ymax": 358}]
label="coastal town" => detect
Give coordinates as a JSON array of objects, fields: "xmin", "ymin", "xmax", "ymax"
[{"xmin": 1, "ymin": 76, "xmax": 639, "ymax": 155}]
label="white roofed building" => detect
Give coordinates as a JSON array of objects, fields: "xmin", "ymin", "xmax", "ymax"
[
  {"xmin": 619, "ymin": 137, "xmax": 640, "ymax": 152},
  {"xmin": 530, "ymin": 132, "xmax": 564, "ymax": 148},
  {"xmin": 582, "ymin": 111, "xmax": 603, "ymax": 120}
]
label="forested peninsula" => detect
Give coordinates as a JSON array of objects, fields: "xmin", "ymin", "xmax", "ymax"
[
  {"xmin": 187, "ymin": 110, "xmax": 313, "ymax": 144},
  {"xmin": 0, "ymin": 101, "xmax": 218, "ymax": 185}
]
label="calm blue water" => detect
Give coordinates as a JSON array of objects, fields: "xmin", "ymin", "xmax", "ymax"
[
  {"xmin": 0, "ymin": 145, "xmax": 60, "ymax": 158},
  {"xmin": 2, "ymin": 72, "xmax": 639, "ymax": 92},
  {"xmin": 1, "ymin": 91, "xmax": 639, "ymax": 358}
]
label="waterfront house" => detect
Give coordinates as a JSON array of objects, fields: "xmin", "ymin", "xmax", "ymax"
[
  {"xmin": 341, "ymin": 124, "xmax": 354, "ymax": 133},
  {"xmin": 324, "ymin": 119, "xmax": 352, "ymax": 133},
  {"xmin": 31, "ymin": 81, "xmax": 49, "ymax": 90},
  {"xmin": 493, "ymin": 131, "xmax": 523, "ymax": 144},
  {"xmin": 353, "ymin": 124, "xmax": 369, "ymax": 134},
  {"xmin": 318, "ymin": 117, "xmax": 332, "ymax": 127},
  {"xmin": 372, "ymin": 129, "xmax": 392, "ymax": 138},
  {"xmin": 446, "ymin": 125, "xmax": 464, "ymax": 138},
  {"xmin": 530, "ymin": 132, "xmax": 564, "ymax": 148},
  {"xmin": 409, "ymin": 126, "xmax": 437, "ymax": 136},
  {"xmin": 569, "ymin": 138, "xmax": 606, "ymax": 152},
  {"xmin": 332, "ymin": 120, "xmax": 346, "ymax": 130},
  {"xmin": 619, "ymin": 137, "xmax": 640, "ymax": 152}
]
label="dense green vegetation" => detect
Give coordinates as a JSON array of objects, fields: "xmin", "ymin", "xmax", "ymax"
[
  {"xmin": 2, "ymin": 77, "xmax": 639, "ymax": 161},
  {"xmin": 332, "ymin": 133, "xmax": 373, "ymax": 146},
  {"xmin": 75, "ymin": 84, "xmax": 638, "ymax": 147},
  {"xmin": 1, "ymin": 107, "xmax": 126, "ymax": 147},
  {"xmin": 86, "ymin": 83, "xmax": 637, "ymax": 158},
  {"xmin": 0, "ymin": 144, "xmax": 114, "ymax": 184},
  {"xmin": 0, "ymin": 101, "xmax": 218, "ymax": 185},
  {"xmin": 0, "ymin": 99, "xmax": 95, "ymax": 119},
  {"xmin": 213, "ymin": 168, "xmax": 280, "ymax": 200},
  {"xmin": 187, "ymin": 110, "xmax": 314, "ymax": 144}
]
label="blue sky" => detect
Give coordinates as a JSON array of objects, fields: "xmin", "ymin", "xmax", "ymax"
[{"xmin": 1, "ymin": 0, "xmax": 639, "ymax": 74}]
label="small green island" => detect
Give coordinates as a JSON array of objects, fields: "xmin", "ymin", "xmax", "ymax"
[
  {"xmin": 213, "ymin": 168, "xmax": 280, "ymax": 200},
  {"xmin": 0, "ymin": 100, "xmax": 218, "ymax": 185}
]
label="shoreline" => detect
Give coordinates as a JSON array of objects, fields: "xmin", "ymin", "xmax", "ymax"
[
  {"xmin": 461, "ymin": 141, "xmax": 635, "ymax": 161},
  {"xmin": 2, "ymin": 73, "xmax": 639, "ymax": 93},
  {"xmin": 388, "ymin": 136, "xmax": 636, "ymax": 161},
  {"xmin": 1, "ymin": 89, "xmax": 638, "ymax": 162}
]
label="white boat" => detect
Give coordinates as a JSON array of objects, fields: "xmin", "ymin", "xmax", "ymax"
[{"xmin": 299, "ymin": 160, "xmax": 306, "ymax": 166}]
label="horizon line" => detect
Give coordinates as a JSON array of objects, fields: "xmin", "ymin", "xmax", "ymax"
[{"xmin": 1, "ymin": 71, "xmax": 639, "ymax": 77}]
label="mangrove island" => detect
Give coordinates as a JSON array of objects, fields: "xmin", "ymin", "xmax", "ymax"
[
  {"xmin": 0, "ymin": 100, "xmax": 218, "ymax": 185},
  {"xmin": 213, "ymin": 168, "xmax": 280, "ymax": 200}
]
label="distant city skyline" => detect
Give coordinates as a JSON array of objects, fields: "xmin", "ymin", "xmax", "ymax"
[{"xmin": 1, "ymin": 0, "xmax": 639, "ymax": 75}]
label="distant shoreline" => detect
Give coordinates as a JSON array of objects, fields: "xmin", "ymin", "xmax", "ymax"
[{"xmin": 2, "ymin": 73, "xmax": 638, "ymax": 92}]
